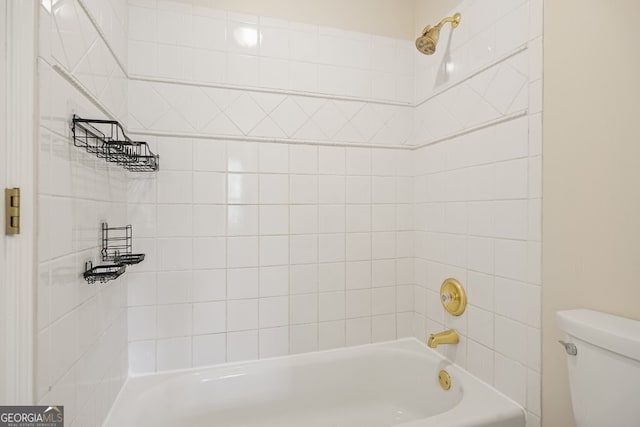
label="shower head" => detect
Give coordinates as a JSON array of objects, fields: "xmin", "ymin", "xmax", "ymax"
[{"xmin": 416, "ymin": 13, "xmax": 461, "ymax": 55}]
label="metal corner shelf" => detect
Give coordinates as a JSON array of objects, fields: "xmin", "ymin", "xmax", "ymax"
[
  {"xmin": 101, "ymin": 222, "xmax": 146, "ymax": 265},
  {"xmin": 83, "ymin": 223, "xmax": 146, "ymax": 284},
  {"xmin": 83, "ymin": 261, "xmax": 126, "ymax": 284},
  {"xmin": 71, "ymin": 115, "xmax": 159, "ymax": 172}
]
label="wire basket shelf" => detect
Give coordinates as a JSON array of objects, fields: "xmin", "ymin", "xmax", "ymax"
[{"xmin": 71, "ymin": 115, "xmax": 159, "ymax": 172}]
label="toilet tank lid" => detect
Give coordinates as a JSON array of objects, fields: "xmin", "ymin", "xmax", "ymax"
[{"xmin": 557, "ymin": 309, "xmax": 640, "ymax": 361}]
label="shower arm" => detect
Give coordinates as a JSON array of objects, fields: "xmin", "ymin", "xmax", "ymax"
[{"xmin": 421, "ymin": 13, "xmax": 461, "ymax": 36}]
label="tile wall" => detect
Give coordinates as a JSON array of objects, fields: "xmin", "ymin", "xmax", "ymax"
[
  {"xmin": 33, "ymin": 0, "xmax": 543, "ymax": 425},
  {"xmin": 127, "ymin": 142, "xmax": 416, "ymax": 370},
  {"xmin": 411, "ymin": 1, "xmax": 543, "ymax": 426},
  {"xmin": 126, "ymin": 0, "xmax": 419, "ymax": 374},
  {"xmin": 36, "ymin": 0, "xmax": 130, "ymax": 426}
]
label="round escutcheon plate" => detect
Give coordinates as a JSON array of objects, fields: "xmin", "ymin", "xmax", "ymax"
[{"xmin": 440, "ymin": 278, "xmax": 467, "ymax": 316}]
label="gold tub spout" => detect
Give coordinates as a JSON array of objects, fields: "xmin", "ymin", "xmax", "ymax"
[{"xmin": 427, "ymin": 329, "xmax": 459, "ymax": 348}]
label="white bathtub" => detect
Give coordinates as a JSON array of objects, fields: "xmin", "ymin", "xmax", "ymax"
[{"xmin": 104, "ymin": 338, "xmax": 524, "ymax": 427}]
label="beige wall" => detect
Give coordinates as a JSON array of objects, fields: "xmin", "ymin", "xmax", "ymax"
[
  {"xmin": 414, "ymin": 0, "xmax": 463, "ymax": 35},
  {"xmin": 543, "ymin": 1, "xmax": 640, "ymax": 426},
  {"xmin": 178, "ymin": 0, "xmax": 417, "ymax": 39}
]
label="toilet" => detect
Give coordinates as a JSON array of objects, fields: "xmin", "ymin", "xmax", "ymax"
[{"xmin": 557, "ymin": 309, "xmax": 640, "ymax": 427}]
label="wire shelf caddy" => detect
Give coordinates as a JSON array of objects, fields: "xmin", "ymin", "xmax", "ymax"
[{"xmin": 71, "ymin": 115, "xmax": 159, "ymax": 172}]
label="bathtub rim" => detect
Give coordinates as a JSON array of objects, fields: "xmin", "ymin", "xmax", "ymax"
[{"xmin": 105, "ymin": 337, "xmax": 525, "ymax": 427}]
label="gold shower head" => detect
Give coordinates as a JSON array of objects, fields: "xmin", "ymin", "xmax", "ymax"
[{"xmin": 416, "ymin": 12, "xmax": 461, "ymax": 55}]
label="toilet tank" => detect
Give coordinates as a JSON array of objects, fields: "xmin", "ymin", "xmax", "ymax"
[{"xmin": 557, "ymin": 309, "xmax": 640, "ymax": 427}]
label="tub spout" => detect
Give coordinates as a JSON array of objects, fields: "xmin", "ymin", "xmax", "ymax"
[{"xmin": 427, "ymin": 329, "xmax": 459, "ymax": 348}]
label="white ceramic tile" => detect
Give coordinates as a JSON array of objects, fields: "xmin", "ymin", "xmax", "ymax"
[
  {"xmin": 227, "ymin": 205, "xmax": 259, "ymax": 236},
  {"xmin": 227, "ymin": 142, "xmax": 258, "ymax": 172},
  {"xmin": 319, "ymin": 321, "xmax": 345, "ymax": 350},
  {"xmin": 227, "ymin": 299, "xmax": 259, "ymax": 331},
  {"xmin": 227, "ymin": 268, "xmax": 259, "ymax": 299},
  {"xmin": 192, "ymin": 333, "xmax": 226, "ymax": 367},
  {"xmin": 128, "ymin": 306, "xmax": 156, "ymax": 341},
  {"xmin": 259, "ymin": 57, "xmax": 289, "ymax": 89},
  {"xmin": 290, "ymin": 263, "xmax": 318, "ymax": 295},
  {"xmin": 227, "ymin": 174, "xmax": 258, "ymax": 204},
  {"xmin": 157, "ymin": 337, "xmax": 192, "ymax": 371},
  {"xmin": 258, "ymin": 143, "xmax": 289, "ymax": 173},
  {"xmin": 157, "ymin": 238, "xmax": 193, "ymax": 271},
  {"xmin": 290, "ymin": 294, "xmax": 318, "ymax": 325},
  {"xmin": 289, "ymin": 145, "xmax": 318, "ymax": 174},
  {"xmin": 493, "ymin": 200, "xmax": 528, "ymax": 240},
  {"xmin": 346, "ymin": 289, "xmax": 371, "ymax": 318},
  {"xmin": 396, "ymin": 285, "xmax": 414, "ymax": 312},
  {"xmin": 260, "ymin": 235, "xmax": 289, "ymax": 266},
  {"xmin": 193, "ymin": 301, "xmax": 226, "ymax": 335},
  {"xmin": 346, "ymin": 176, "xmax": 371, "ymax": 204},
  {"xmin": 318, "ymin": 175, "xmax": 346, "ymax": 204},
  {"xmin": 259, "ymin": 266, "xmax": 289, "ymax": 297},
  {"xmin": 157, "ymin": 271, "xmax": 192, "ymax": 304},
  {"xmin": 227, "ymin": 330, "xmax": 258, "ymax": 362},
  {"xmin": 494, "ymin": 352, "xmax": 527, "ymax": 407},
  {"xmin": 227, "ymin": 237, "xmax": 259, "ymax": 268},
  {"xmin": 372, "ymin": 260, "xmax": 395, "ymax": 288},
  {"xmin": 155, "ymin": 137, "xmax": 193, "ymax": 171},
  {"xmin": 289, "ymin": 235, "xmax": 318, "ymax": 265},
  {"xmin": 318, "ymin": 146, "xmax": 345, "ymax": 174},
  {"xmin": 346, "ymin": 317, "xmax": 371, "ymax": 346},
  {"xmin": 259, "ymin": 174, "xmax": 289, "ymax": 204},
  {"xmin": 128, "ymin": 340, "xmax": 156, "ymax": 374},
  {"xmin": 193, "ymin": 237, "xmax": 227, "ymax": 270},
  {"xmin": 227, "ymin": 53, "xmax": 259, "ymax": 87},
  {"xmin": 290, "ymin": 175, "xmax": 318, "ymax": 204},
  {"xmin": 346, "ymin": 261, "xmax": 371, "ymax": 290},
  {"xmin": 318, "ymin": 292, "xmax": 345, "ymax": 322},
  {"xmin": 193, "ymin": 140, "xmax": 226, "ymax": 172},
  {"xmin": 259, "ymin": 205, "xmax": 289, "ymax": 235},
  {"xmin": 259, "ymin": 327, "xmax": 289, "ymax": 357},
  {"xmin": 467, "ymin": 339, "xmax": 494, "ymax": 385},
  {"xmin": 290, "ymin": 205, "xmax": 318, "ymax": 235},
  {"xmin": 346, "ymin": 205, "xmax": 371, "ymax": 232},
  {"xmin": 318, "ymin": 263, "xmax": 345, "ymax": 292},
  {"xmin": 346, "ymin": 233, "xmax": 371, "ymax": 261},
  {"xmin": 318, "ymin": 205, "xmax": 345, "ymax": 234},
  {"xmin": 318, "ymin": 233, "xmax": 345, "ymax": 263},
  {"xmin": 127, "ymin": 272, "xmax": 157, "ymax": 307},
  {"xmin": 372, "ymin": 314, "xmax": 396, "ymax": 342},
  {"xmin": 193, "ymin": 172, "xmax": 226, "ymax": 204},
  {"xmin": 346, "ymin": 148, "xmax": 371, "ymax": 175},
  {"xmin": 495, "ymin": 239, "xmax": 528, "ymax": 282},
  {"xmin": 193, "ymin": 205, "xmax": 226, "ymax": 236},
  {"xmin": 193, "ymin": 269, "xmax": 226, "ymax": 302},
  {"xmin": 157, "ymin": 304, "xmax": 192, "ymax": 338},
  {"xmin": 467, "ymin": 306, "xmax": 494, "ymax": 348},
  {"xmin": 372, "ymin": 232, "xmax": 396, "ymax": 260},
  {"xmin": 495, "ymin": 315, "xmax": 528, "ymax": 364},
  {"xmin": 290, "ymin": 324, "xmax": 318, "ymax": 354},
  {"xmin": 372, "ymin": 287, "xmax": 396, "ymax": 315},
  {"xmin": 157, "ymin": 171, "xmax": 192, "ymax": 203},
  {"xmin": 259, "ymin": 297, "xmax": 289, "ymax": 328},
  {"xmin": 371, "ymin": 205, "xmax": 395, "ymax": 231}
]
